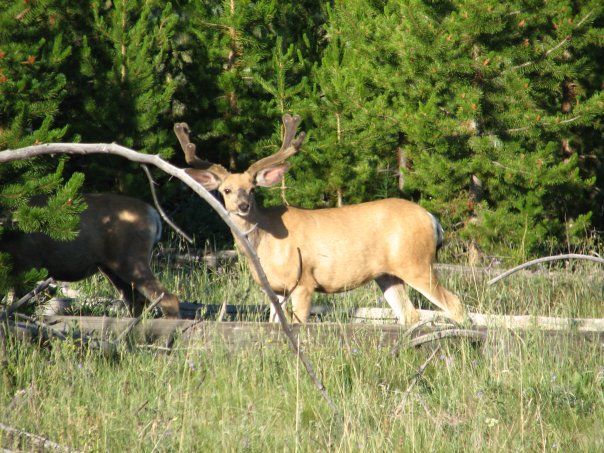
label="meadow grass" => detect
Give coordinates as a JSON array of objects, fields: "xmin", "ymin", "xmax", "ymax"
[{"xmin": 1, "ymin": 254, "xmax": 603, "ymax": 452}]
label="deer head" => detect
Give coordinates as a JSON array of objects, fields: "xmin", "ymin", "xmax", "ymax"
[{"xmin": 174, "ymin": 114, "xmax": 305, "ymax": 219}]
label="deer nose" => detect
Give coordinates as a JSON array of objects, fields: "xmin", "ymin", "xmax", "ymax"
[{"xmin": 238, "ymin": 202, "xmax": 250, "ymax": 213}]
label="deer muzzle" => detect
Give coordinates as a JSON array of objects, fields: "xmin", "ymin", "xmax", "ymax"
[{"xmin": 237, "ymin": 202, "xmax": 251, "ymax": 216}]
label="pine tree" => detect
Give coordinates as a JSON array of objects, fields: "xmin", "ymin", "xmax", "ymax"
[
  {"xmin": 291, "ymin": 0, "xmax": 604, "ymax": 262},
  {"xmin": 290, "ymin": 0, "xmax": 402, "ymax": 207},
  {"xmin": 0, "ymin": 0, "xmax": 86, "ymax": 294},
  {"xmin": 382, "ymin": 0, "xmax": 604, "ymax": 261},
  {"xmin": 184, "ymin": 1, "xmax": 327, "ymax": 208},
  {"xmin": 56, "ymin": 0, "xmax": 181, "ymax": 193}
]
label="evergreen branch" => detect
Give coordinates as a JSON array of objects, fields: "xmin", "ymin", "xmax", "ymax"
[
  {"xmin": 491, "ymin": 161, "xmax": 530, "ymax": 176},
  {"xmin": 342, "ymin": 92, "xmax": 402, "ymax": 128},
  {"xmin": 197, "ymin": 20, "xmax": 234, "ymax": 32},
  {"xmin": 505, "ymin": 115, "xmax": 583, "ymax": 134},
  {"xmin": 0, "ymin": 142, "xmax": 339, "ymax": 415},
  {"xmin": 510, "ymin": 10, "xmax": 594, "ymax": 72}
]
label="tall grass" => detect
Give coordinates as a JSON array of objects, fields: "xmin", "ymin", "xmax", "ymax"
[{"xmin": 1, "ymin": 254, "xmax": 603, "ymax": 451}]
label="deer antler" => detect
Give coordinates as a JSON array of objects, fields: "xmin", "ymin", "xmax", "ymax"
[
  {"xmin": 173, "ymin": 123, "xmax": 229, "ymax": 177},
  {"xmin": 246, "ymin": 114, "xmax": 306, "ymax": 176}
]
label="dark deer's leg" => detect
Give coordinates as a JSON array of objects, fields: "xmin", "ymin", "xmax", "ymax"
[
  {"xmin": 100, "ymin": 268, "xmax": 144, "ymax": 316},
  {"xmin": 101, "ymin": 266, "xmax": 180, "ymax": 318}
]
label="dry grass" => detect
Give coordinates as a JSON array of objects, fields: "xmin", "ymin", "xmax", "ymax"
[{"xmin": 1, "ymin": 254, "xmax": 603, "ymax": 452}]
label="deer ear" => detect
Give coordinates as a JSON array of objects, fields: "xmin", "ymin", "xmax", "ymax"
[
  {"xmin": 255, "ymin": 163, "xmax": 289, "ymax": 187},
  {"xmin": 185, "ymin": 168, "xmax": 222, "ymax": 191}
]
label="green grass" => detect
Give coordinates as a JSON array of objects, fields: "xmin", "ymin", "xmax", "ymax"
[{"xmin": 2, "ymin": 254, "xmax": 603, "ymax": 452}]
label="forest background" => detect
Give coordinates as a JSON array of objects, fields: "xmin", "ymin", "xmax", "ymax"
[{"xmin": 1, "ymin": 0, "xmax": 603, "ymax": 292}]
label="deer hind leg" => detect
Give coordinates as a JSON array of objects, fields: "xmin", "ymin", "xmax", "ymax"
[
  {"xmin": 400, "ymin": 267, "xmax": 466, "ymax": 324},
  {"xmin": 375, "ymin": 275, "xmax": 420, "ymax": 325},
  {"xmin": 100, "ymin": 268, "xmax": 142, "ymax": 316},
  {"xmin": 102, "ymin": 266, "xmax": 180, "ymax": 318}
]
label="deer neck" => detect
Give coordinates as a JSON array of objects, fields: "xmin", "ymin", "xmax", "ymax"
[{"xmin": 229, "ymin": 206, "xmax": 266, "ymax": 249}]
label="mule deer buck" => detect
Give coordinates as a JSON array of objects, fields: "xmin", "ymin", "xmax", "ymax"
[
  {"xmin": 175, "ymin": 114, "xmax": 465, "ymax": 325},
  {"xmin": 0, "ymin": 194, "xmax": 180, "ymax": 318}
]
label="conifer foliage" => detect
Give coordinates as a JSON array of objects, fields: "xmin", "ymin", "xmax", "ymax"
[
  {"xmin": 0, "ymin": 1, "xmax": 87, "ymax": 293},
  {"xmin": 1, "ymin": 0, "xmax": 603, "ymax": 286},
  {"xmin": 293, "ymin": 0, "xmax": 604, "ymax": 261}
]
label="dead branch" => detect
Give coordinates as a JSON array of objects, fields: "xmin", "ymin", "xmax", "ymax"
[
  {"xmin": 0, "ymin": 278, "xmax": 54, "ymax": 321},
  {"xmin": 11, "ymin": 314, "xmax": 117, "ymax": 354},
  {"xmin": 392, "ymin": 345, "xmax": 441, "ymax": 418},
  {"xmin": 141, "ymin": 164, "xmax": 193, "ymax": 244},
  {"xmin": 405, "ymin": 328, "xmax": 487, "ymax": 348},
  {"xmin": 0, "ymin": 322, "xmax": 7, "ymax": 369},
  {"xmin": 116, "ymin": 294, "xmax": 164, "ymax": 342},
  {"xmin": 487, "ymin": 253, "xmax": 604, "ymax": 285},
  {"xmin": 391, "ymin": 315, "xmax": 461, "ymax": 356},
  {"xmin": 0, "ymin": 422, "xmax": 82, "ymax": 453},
  {"xmin": 0, "ymin": 142, "xmax": 338, "ymax": 414}
]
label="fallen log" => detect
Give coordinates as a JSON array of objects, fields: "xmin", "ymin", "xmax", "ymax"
[
  {"xmin": 33, "ymin": 311, "xmax": 604, "ymax": 349},
  {"xmin": 352, "ymin": 308, "xmax": 604, "ymax": 332}
]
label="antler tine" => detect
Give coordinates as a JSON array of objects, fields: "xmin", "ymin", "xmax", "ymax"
[
  {"xmin": 247, "ymin": 114, "xmax": 305, "ymax": 175},
  {"xmin": 173, "ymin": 123, "xmax": 229, "ymax": 176}
]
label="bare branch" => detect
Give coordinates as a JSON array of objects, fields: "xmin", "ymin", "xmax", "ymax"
[
  {"xmin": 141, "ymin": 164, "xmax": 193, "ymax": 244},
  {"xmin": 392, "ymin": 345, "xmax": 441, "ymax": 418},
  {"xmin": 0, "ymin": 142, "xmax": 339, "ymax": 414},
  {"xmin": 487, "ymin": 253, "xmax": 604, "ymax": 285},
  {"xmin": 405, "ymin": 328, "xmax": 487, "ymax": 347},
  {"xmin": 0, "ymin": 421, "xmax": 82, "ymax": 453},
  {"xmin": 0, "ymin": 321, "xmax": 7, "ymax": 370},
  {"xmin": 0, "ymin": 278, "xmax": 54, "ymax": 321}
]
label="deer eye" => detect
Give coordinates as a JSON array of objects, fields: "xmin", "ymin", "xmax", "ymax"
[
  {"xmin": 223, "ymin": 188, "xmax": 231, "ymax": 195},
  {"xmin": 249, "ymin": 188, "xmax": 255, "ymax": 194}
]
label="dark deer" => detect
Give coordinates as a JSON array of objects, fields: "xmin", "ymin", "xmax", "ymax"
[
  {"xmin": 0, "ymin": 194, "xmax": 180, "ymax": 318},
  {"xmin": 174, "ymin": 115, "xmax": 466, "ymax": 325}
]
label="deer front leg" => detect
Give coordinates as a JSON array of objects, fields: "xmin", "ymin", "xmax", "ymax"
[
  {"xmin": 375, "ymin": 275, "xmax": 420, "ymax": 325},
  {"xmin": 269, "ymin": 294, "xmax": 288, "ymax": 323},
  {"xmin": 269, "ymin": 286, "xmax": 313, "ymax": 324},
  {"xmin": 290, "ymin": 286, "xmax": 313, "ymax": 323}
]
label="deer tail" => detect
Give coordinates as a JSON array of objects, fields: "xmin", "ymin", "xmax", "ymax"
[{"xmin": 428, "ymin": 212, "xmax": 444, "ymax": 252}]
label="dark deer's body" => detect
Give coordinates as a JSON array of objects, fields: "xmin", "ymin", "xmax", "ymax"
[{"xmin": 0, "ymin": 194, "xmax": 180, "ymax": 317}]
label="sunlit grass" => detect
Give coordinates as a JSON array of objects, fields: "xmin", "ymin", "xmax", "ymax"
[{"xmin": 2, "ymin": 248, "xmax": 603, "ymax": 451}]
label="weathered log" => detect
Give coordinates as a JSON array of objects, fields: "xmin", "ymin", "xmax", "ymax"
[
  {"xmin": 352, "ymin": 308, "xmax": 604, "ymax": 332},
  {"xmin": 36, "ymin": 312, "xmax": 604, "ymax": 349}
]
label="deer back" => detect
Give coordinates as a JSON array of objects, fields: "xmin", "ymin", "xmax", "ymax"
[{"xmin": 0, "ymin": 194, "xmax": 161, "ymax": 281}]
